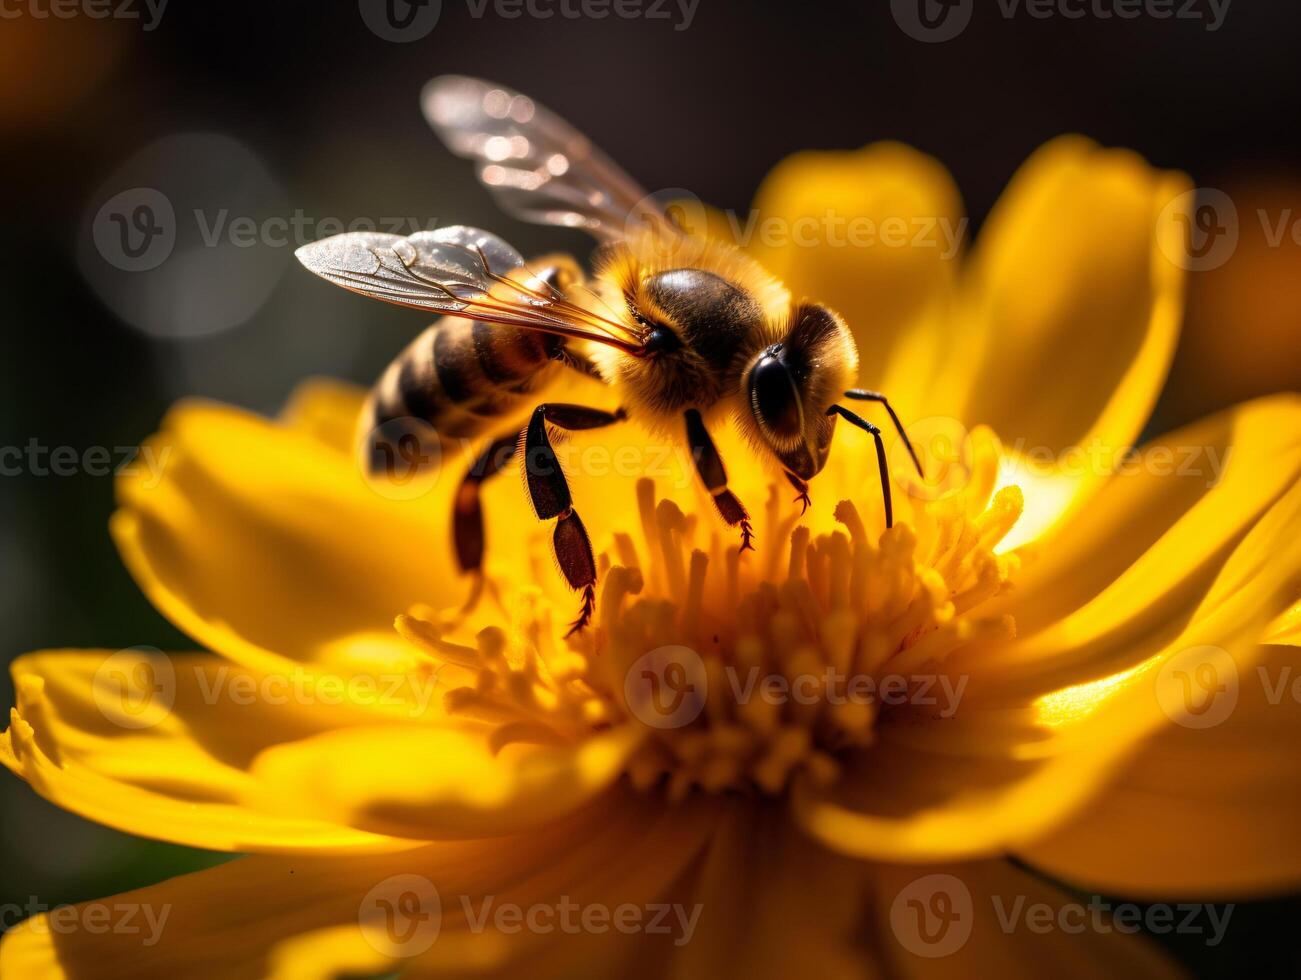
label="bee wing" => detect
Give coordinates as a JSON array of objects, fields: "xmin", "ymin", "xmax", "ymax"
[
  {"xmin": 422, "ymin": 75, "xmax": 672, "ymax": 242},
  {"xmin": 296, "ymin": 225, "xmax": 648, "ymax": 353},
  {"xmin": 295, "ymin": 225, "xmax": 527, "ymax": 309}
]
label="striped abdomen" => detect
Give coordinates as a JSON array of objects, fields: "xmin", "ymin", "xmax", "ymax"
[
  {"xmin": 359, "ymin": 258, "xmax": 581, "ymax": 477},
  {"xmin": 362, "ymin": 314, "xmax": 563, "ymax": 462}
]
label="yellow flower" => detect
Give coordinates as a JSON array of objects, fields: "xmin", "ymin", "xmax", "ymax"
[{"xmin": 4, "ymin": 135, "xmax": 1301, "ymax": 978}]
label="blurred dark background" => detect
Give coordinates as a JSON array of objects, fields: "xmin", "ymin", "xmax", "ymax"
[{"xmin": 1, "ymin": 1, "xmax": 1298, "ymax": 974}]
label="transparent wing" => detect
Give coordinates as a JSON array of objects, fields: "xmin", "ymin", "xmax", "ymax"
[
  {"xmin": 422, "ymin": 75, "xmax": 673, "ymax": 242},
  {"xmin": 295, "ymin": 226, "xmax": 526, "ymax": 310},
  {"xmin": 295, "ymin": 225, "xmax": 647, "ymax": 353}
]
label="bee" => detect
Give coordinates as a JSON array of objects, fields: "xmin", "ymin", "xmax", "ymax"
[{"xmin": 295, "ymin": 76, "xmax": 922, "ymax": 633}]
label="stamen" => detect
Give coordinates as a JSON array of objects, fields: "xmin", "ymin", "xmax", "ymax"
[{"xmin": 399, "ymin": 427, "xmax": 1025, "ymax": 798}]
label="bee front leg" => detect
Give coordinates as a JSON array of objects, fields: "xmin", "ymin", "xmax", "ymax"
[
  {"xmin": 785, "ymin": 472, "xmax": 812, "ymax": 514},
  {"xmin": 684, "ymin": 409, "xmax": 755, "ymax": 553},
  {"xmin": 522, "ymin": 403, "xmax": 626, "ymax": 636}
]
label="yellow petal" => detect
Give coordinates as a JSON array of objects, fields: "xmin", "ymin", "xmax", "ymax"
[
  {"xmin": 278, "ymin": 375, "xmax": 371, "ymax": 454},
  {"xmin": 866, "ymin": 859, "xmax": 1183, "ymax": 978},
  {"xmin": 668, "ymin": 804, "xmax": 880, "ymax": 980},
  {"xmin": 1264, "ymin": 600, "xmax": 1301, "ymax": 646},
  {"xmin": 0, "ymin": 789, "xmax": 718, "ymax": 980},
  {"xmin": 113, "ymin": 389, "xmax": 466, "ymax": 720},
  {"xmin": 790, "ymin": 736, "xmax": 1126, "ymax": 865},
  {"xmin": 1020, "ymin": 641, "xmax": 1301, "ymax": 898},
  {"xmin": 791, "ymin": 472, "xmax": 1301, "ymax": 862},
  {"xmin": 749, "ymin": 142, "xmax": 964, "ymax": 414},
  {"xmin": 672, "ymin": 809, "xmax": 1179, "ymax": 979},
  {"xmin": 0, "ymin": 650, "xmax": 411, "ymax": 854},
  {"xmin": 981, "ymin": 395, "xmax": 1301, "ymax": 695},
  {"xmin": 246, "ymin": 725, "xmax": 643, "ymax": 840},
  {"xmin": 960, "ymin": 136, "xmax": 1190, "ymax": 544}
]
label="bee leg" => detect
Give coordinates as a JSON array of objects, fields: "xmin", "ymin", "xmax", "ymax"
[
  {"xmin": 453, "ymin": 433, "xmax": 521, "ymax": 575},
  {"xmin": 843, "ymin": 389, "xmax": 925, "ymax": 478},
  {"xmin": 523, "ymin": 403, "xmax": 627, "ymax": 635},
  {"xmin": 827, "ymin": 405, "xmax": 894, "ymax": 529},
  {"xmin": 684, "ymin": 409, "xmax": 755, "ymax": 553},
  {"xmin": 785, "ymin": 472, "xmax": 812, "ymax": 515}
]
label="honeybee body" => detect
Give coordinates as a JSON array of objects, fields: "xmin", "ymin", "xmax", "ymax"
[
  {"xmin": 586, "ymin": 243, "xmax": 779, "ymax": 423},
  {"xmin": 364, "ymin": 315, "xmax": 556, "ymax": 444},
  {"xmin": 300, "ymin": 76, "xmax": 917, "ymax": 634},
  {"xmin": 360, "ymin": 259, "xmax": 580, "ymax": 466}
]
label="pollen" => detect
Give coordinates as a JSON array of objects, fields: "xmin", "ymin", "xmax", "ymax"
[{"xmin": 397, "ymin": 434, "xmax": 1023, "ymax": 799}]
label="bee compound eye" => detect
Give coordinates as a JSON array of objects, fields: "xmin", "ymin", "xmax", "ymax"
[
  {"xmin": 749, "ymin": 352, "xmax": 803, "ymax": 439},
  {"xmin": 642, "ymin": 325, "xmax": 682, "ymax": 355}
]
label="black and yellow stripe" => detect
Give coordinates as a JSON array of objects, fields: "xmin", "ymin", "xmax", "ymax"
[
  {"xmin": 363, "ymin": 314, "xmax": 562, "ymax": 460},
  {"xmin": 359, "ymin": 259, "xmax": 585, "ymax": 474}
]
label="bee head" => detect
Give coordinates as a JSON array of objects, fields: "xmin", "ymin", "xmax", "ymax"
[{"xmin": 744, "ymin": 303, "xmax": 858, "ymax": 480}]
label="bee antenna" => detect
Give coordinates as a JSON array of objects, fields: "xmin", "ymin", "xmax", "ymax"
[
  {"xmin": 827, "ymin": 404, "xmax": 894, "ymax": 529},
  {"xmin": 843, "ymin": 389, "xmax": 924, "ymax": 479}
]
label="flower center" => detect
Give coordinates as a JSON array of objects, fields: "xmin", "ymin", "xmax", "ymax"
[{"xmin": 399, "ymin": 433, "xmax": 1023, "ymax": 799}]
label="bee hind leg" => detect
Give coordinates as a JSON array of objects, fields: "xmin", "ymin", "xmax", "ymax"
[
  {"xmin": 522, "ymin": 403, "xmax": 627, "ymax": 636},
  {"xmin": 684, "ymin": 410, "xmax": 755, "ymax": 553},
  {"xmin": 454, "ymin": 433, "xmax": 521, "ymax": 576}
]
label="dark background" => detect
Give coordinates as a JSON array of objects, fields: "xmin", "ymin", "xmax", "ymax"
[{"xmin": 1, "ymin": 0, "xmax": 1299, "ymax": 974}]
